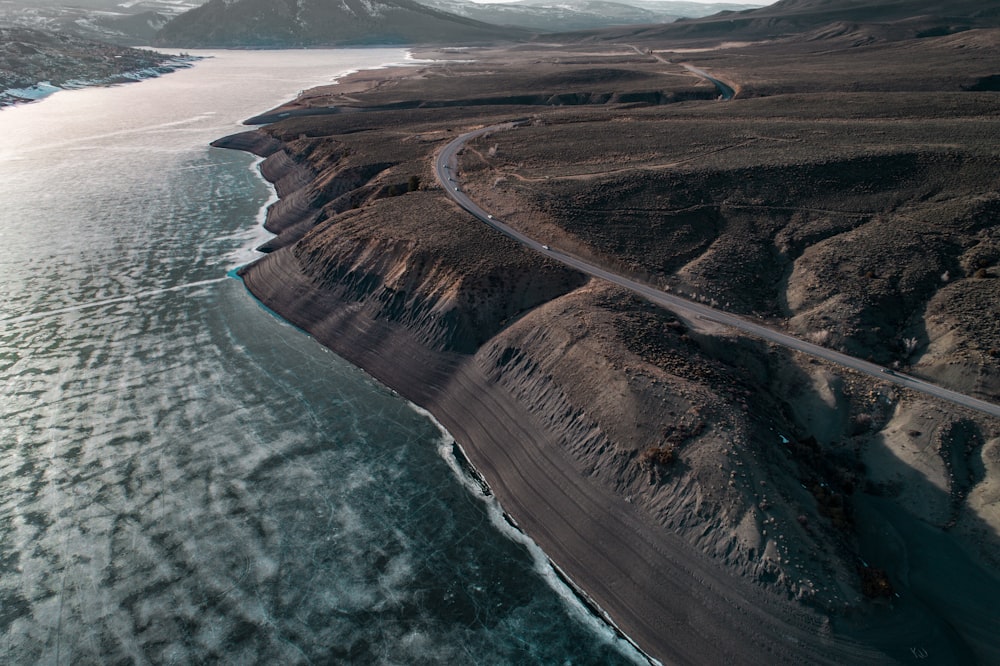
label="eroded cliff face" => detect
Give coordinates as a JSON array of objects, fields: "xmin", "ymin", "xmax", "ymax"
[
  {"xmin": 203, "ymin": 28, "xmax": 1000, "ymax": 659},
  {"xmin": 263, "ymin": 193, "xmax": 587, "ymax": 354},
  {"xmin": 223, "ymin": 113, "xmax": 1000, "ymax": 661},
  {"xmin": 232, "ymin": 132, "xmax": 926, "ymax": 614},
  {"xmin": 476, "ymin": 283, "xmax": 862, "ymax": 606}
]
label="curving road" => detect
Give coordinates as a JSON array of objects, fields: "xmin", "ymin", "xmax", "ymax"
[
  {"xmin": 680, "ymin": 63, "xmax": 736, "ymax": 100},
  {"xmin": 628, "ymin": 45, "xmax": 736, "ymax": 100},
  {"xmin": 435, "ymin": 123, "xmax": 1000, "ymax": 421}
]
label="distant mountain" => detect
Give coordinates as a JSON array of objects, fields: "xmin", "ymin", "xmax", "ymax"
[
  {"xmin": 1, "ymin": 0, "xmax": 766, "ymax": 45},
  {"xmin": 0, "ymin": 0, "xmax": 199, "ymax": 45},
  {"xmin": 418, "ymin": 0, "xmax": 662, "ymax": 31},
  {"xmin": 730, "ymin": 0, "xmax": 1000, "ymax": 26},
  {"xmin": 578, "ymin": 0, "xmax": 1000, "ymax": 43},
  {"xmin": 416, "ymin": 0, "xmax": 761, "ymax": 32},
  {"xmin": 155, "ymin": 0, "xmax": 527, "ymax": 47},
  {"xmin": 72, "ymin": 10, "xmax": 172, "ymax": 43}
]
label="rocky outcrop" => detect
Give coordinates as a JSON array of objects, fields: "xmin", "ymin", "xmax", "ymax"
[
  {"xmin": 210, "ymin": 131, "xmax": 284, "ymax": 157},
  {"xmin": 244, "ymin": 187, "xmax": 588, "ymax": 354},
  {"xmin": 0, "ymin": 26, "xmax": 191, "ymax": 107}
]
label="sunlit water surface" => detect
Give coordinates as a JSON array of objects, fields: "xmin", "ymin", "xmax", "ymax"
[{"xmin": 0, "ymin": 51, "xmax": 642, "ymax": 664}]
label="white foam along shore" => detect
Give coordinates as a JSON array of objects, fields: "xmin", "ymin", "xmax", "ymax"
[{"xmin": 417, "ymin": 404, "xmax": 654, "ymax": 666}]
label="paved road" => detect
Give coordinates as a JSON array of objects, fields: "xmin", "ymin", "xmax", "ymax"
[
  {"xmin": 435, "ymin": 123, "xmax": 1000, "ymax": 421},
  {"xmin": 628, "ymin": 46, "xmax": 736, "ymax": 100},
  {"xmin": 680, "ymin": 63, "xmax": 736, "ymax": 100}
]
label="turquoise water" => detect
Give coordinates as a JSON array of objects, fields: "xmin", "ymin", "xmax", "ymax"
[{"xmin": 0, "ymin": 51, "xmax": 643, "ymax": 663}]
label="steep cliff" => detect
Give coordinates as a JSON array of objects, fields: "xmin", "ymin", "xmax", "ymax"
[
  {"xmin": 220, "ymin": 122, "xmax": 1000, "ymax": 663},
  {"xmin": 213, "ymin": 39, "xmax": 1000, "ymax": 660}
]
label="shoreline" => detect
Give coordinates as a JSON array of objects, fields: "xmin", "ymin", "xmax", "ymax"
[
  {"xmin": 222, "ymin": 115, "xmax": 653, "ymax": 662},
  {"xmin": 211, "ymin": 51, "xmax": 1000, "ymax": 663},
  {"xmin": 215, "ymin": 124, "xmax": 883, "ymax": 664},
  {"xmin": 417, "ymin": 405, "xmax": 653, "ymax": 663},
  {"xmin": 0, "ymin": 55, "xmax": 200, "ymax": 108},
  {"xmin": 231, "ymin": 236, "xmax": 864, "ymax": 664},
  {"xmin": 228, "ymin": 126, "xmax": 650, "ymax": 661}
]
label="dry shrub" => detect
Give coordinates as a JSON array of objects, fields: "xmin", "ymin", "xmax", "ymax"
[
  {"xmin": 640, "ymin": 443, "xmax": 678, "ymax": 470},
  {"xmin": 859, "ymin": 566, "xmax": 894, "ymax": 598}
]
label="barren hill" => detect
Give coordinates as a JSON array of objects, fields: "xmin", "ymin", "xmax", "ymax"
[
  {"xmin": 205, "ymin": 0, "xmax": 1000, "ymax": 660},
  {"xmin": 575, "ymin": 0, "xmax": 1000, "ymax": 43},
  {"xmin": 155, "ymin": 0, "xmax": 526, "ymax": 47},
  {"xmin": 214, "ymin": 25, "xmax": 1000, "ymax": 658}
]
